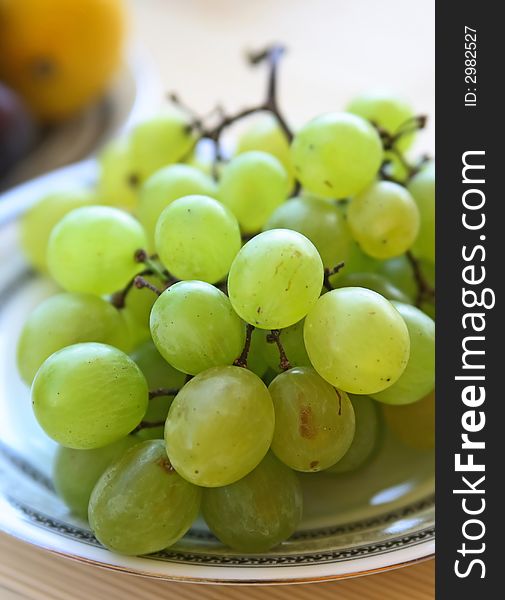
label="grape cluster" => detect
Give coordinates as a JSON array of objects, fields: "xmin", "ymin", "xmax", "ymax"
[{"xmin": 17, "ymin": 49, "xmax": 435, "ymax": 557}]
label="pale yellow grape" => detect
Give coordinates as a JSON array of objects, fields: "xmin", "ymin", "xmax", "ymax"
[
  {"xmin": 304, "ymin": 287, "xmax": 410, "ymax": 394},
  {"xmin": 372, "ymin": 303, "xmax": 435, "ymax": 405},
  {"xmin": 155, "ymin": 195, "xmax": 241, "ymax": 284},
  {"xmin": 138, "ymin": 164, "xmax": 217, "ymax": 246},
  {"xmin": 165, "ymin": 366, "xmax": 274, "ymax": 487},
  {"xmin": 150, "ymin": 281, "xmax": 245, "ymax": 375},
  {"xmin": 348, "ymin": 181, "xmax": 420, "ymax": 259},
  {"xmin": 408, "ymin": 161, "xmax": 435, "ymax": 262},
  {"xmin": 235, "ymin": 113, "xmax": 295, "ymax": 188},
  {"xmin": 291, "ymin": 112, "xmax": 383, "ymax": 199},
  {"xmin": 19, "ymin": 189, "xmax": 94, "ymax": 273},
  {"xmin": 129, "ymin": 109, "xmax": 195, "ymax": 180},
  {"xmin": 97, "ymin": 138, "xmax": 138, "ymax": 211},
  {"xmin": 347, "ymin": 91, "xmax": 415, "ymax": 151},
  {"xmin": 17, "ymin": 292, "xmax": 128, "ymax": 384},
  {"xmin": 218, "ymin": 151, "xmax": 289, "ymax": 233},
  {"xmin": 264, "ymin": 196, "xmax": 352, "ymax": 268},
  {"xmin": 332, "ymin": 272, "xmax": 410, "ymax": 303},
  {"xmin": 47, "ymin": 206, "xmax": 147, "ymax": 295},
  {"xmin": 269, "ymin": 367, "xmax": 355, "ymax": 472},
  {"xmin": 227, "ymin": 229, "xmax": 324, "ymax": 329}
]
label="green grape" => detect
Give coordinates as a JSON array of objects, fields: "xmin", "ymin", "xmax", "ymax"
[
  {"xmin": 347, "ymin": 91, "xmax": 415, "ymax": 151},
  {"xmin": 47, "ymin": 206, "xmax": 147, "ymax": 296},
  {"xmin": 227, "ymin": 229, "xmax": 324, "ymax": 329},
  {"xmin": 348, "ymin": 181, "xmax": 420, "ymax": 260},
  {"xmin": 89, "ymin": 440, "xmax": 201, "ymax": 555},
  {"xmin": 374, "ymin": 255, "xmax": 417, "ymax": 300},
  {"xmin": 408, "ymin": 161, "xmax": 435, "ymax": 263},
  {"xmin": 375, "ymin": 256, "xmax": 435, "ymax": 318},
  {"xmin": 263, "ymin": 196, "xmax": 352, "ymax": 268},
  {"xmin": 134, "ymin": 426, "xmax": 165, "ymax": 442},
  {"xmin": 53, "ymin": 436, "xmax": 138, "ymax": 519},
  {"xmin": 338, "ymin": 238, "xmax": 380, "ymax": 276},
  {"xmin": 19, "ymin": 189, "xmax": 94, "ymax": 273},
  {"xmin": 96, "ymin": 138, "xmax": 138, "ymax": 211},
  {"xmin": 326, "ymin": 395, "xmax": 381, "ymax": 474},
  {"xmin": 17, "ymin": 293, "xmax": 128, "ymax": 384},
  {"xmin": 202, "ymin": 452, "xmax": 302, "ymax": 552},
  {"xmin": 138, "ymin": 164, "xmax": 217, "ymax": 246},
  {"xmin": 165, "ymin": 366, "xmax": 274, "ymax": 487},
  {"xmin": 304, "ymin": 287, "xmax": 410, "ymax": 394},
  {"xmin": 331, "ymin": 272, "xmax": 410, "ymax": 303},
  {"xmin": 383, "ymin": 150, "xmax": 410, "ymax": 182},
  {"xmin": 269, "ymin": 367, "xmax": 355, "ymax": 472},
  {"xmin": 119, "ymin": 308, "xmax": 150, "ymax": 353},
  {"xmin": 246, "ymin": 328, "xmax": 269, "ymax": 378},
  {"xmin": 129, "ymin": 110, "xmax": 196, "ymax": 180},
  {"xmin": 372, "ymin": 302, "xmax": 434, "ymax": 405},
  {"xmin": 131, "ymin": 341, "xmax": 186, "ymax": 422},
  {"xmin": 218, "ymin": 151, "xmax": 289, "ymax": 233},
  {"xmin": 235, "ymin": 113, "xmax": 295, "ymax": 188},
  {"xmin": 382, "ymin": 390, "xmax": 435, "ymax": 450},
  {"xmin": 150, "ymin": 281, "xmax": 245, "ymax": 375},
  {"xmin": 32, "ymin": 343, "xmax": 148, "ymax": 449},
  {"xmin": 155, "ymin": 195, "xmax": 241, "ymax": 284},
  {"xmin": 290, "ymin": 112, "xmax": 383, "ymax": 199},
  {"xmin": 261, "ymin": 320, "xmax": 311, "ymax": 371}
]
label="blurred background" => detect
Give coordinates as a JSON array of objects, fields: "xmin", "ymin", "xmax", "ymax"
[
  {"xmin": 0, "ymin": 0, "xmax": 434, "ymax": 190},
  {"xmin": 127, "ymin": 0, "xmax": 434, "ymax": 139}
]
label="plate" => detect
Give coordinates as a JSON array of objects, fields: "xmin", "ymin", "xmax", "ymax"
[{"xmin": 0, "ymin": 163, "xmax": 434, "ymax": 584}]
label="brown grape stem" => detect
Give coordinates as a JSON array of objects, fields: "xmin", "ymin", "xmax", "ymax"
[
  {"xmin": 134, "ymin": 276, "xmax": 163, "ymax": 296},
  {"xmin": 406, "ymin": 250, "xmax": 435, "ymax": 307},
  {"xmin": 184, "ymin": 45, "xmax": 292, "ymax": 179},
  {"xmin": 323, "ymin": 261, "xmax": 345, "ymax": 291},
  {"xmin": 376, "ymin": 115, "xmax": 429, "ymax": 183},
  {"xmin": 266, "ymin": 329, "xmax": 292, "ymax": 371},
  {"xmin": 234, "ymin": 324, "xmax": 255, "ymax": 368},
  {"xmin": 148, "ymin": 388, "xmax": 180, "ymax": 400},
  {"xmin": 110, "ymin": 268, "xmax": 154, "ymax": 308}
]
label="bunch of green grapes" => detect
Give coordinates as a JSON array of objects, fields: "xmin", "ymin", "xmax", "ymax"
[{"xmin": 16, "ymin": 66, "xmax": 434, "ymax": 558}]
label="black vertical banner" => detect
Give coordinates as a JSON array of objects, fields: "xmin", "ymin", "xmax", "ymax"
[{"xmin": 436, "ymin": 2, "xmax": 501, "ymax": 598}]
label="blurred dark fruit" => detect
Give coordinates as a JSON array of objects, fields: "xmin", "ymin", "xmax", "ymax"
[{"xmin": 0, "ymin": 82, "xmax": 37, "ymax": 178}]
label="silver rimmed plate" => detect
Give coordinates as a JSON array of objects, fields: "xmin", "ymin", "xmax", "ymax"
[{"xmin": 0, "ymin": 164, "xmax": 434, "ymax": 583}]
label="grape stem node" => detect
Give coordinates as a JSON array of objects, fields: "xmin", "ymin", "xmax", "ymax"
[
  {"xmin": 233, "ymin": 323, "xmax": 255, "ymax": 368},
  {"xmin": 110, "ymin": 268, "xmax": 154, "ymax": 308},
  {"xmin": 266, "ymin": 329, "xmax": 292, "ymax": 371},
  {"xmin": 134, "ymin": 276, "xmax": 163, "ymax": 296},
  {"xmin": 323, "ymin": 261, "xmax": 345, "ymax": 291},
  {"xmin": 181, "ymin": 44, "xmax": 292, "ymax": 179},
  {"xmin": 148, "ymin": 388, "xmax": 180, "ymax": 400}
]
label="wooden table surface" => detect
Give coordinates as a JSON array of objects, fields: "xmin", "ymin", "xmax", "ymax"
[
  {"xmin": 0, "ymin": 534, "xmax": 434, "ymax": 599},
  {"xmin": 0, "ymin": 0, "xmax": 434, "ymax": 597}
]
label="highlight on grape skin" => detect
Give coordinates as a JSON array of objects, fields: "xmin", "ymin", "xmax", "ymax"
[{"xmin": 14, "ymin": 44, "xmax": 434, "ymax": 558}]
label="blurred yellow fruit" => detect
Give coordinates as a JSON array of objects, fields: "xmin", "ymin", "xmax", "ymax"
[
  {"xmin": 382, "ymin": 390, "xmax": 435, "ymax": 450},
  {"xmin": 0, "ymin": 0, "xmax": 125, "ymax": 121}
]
